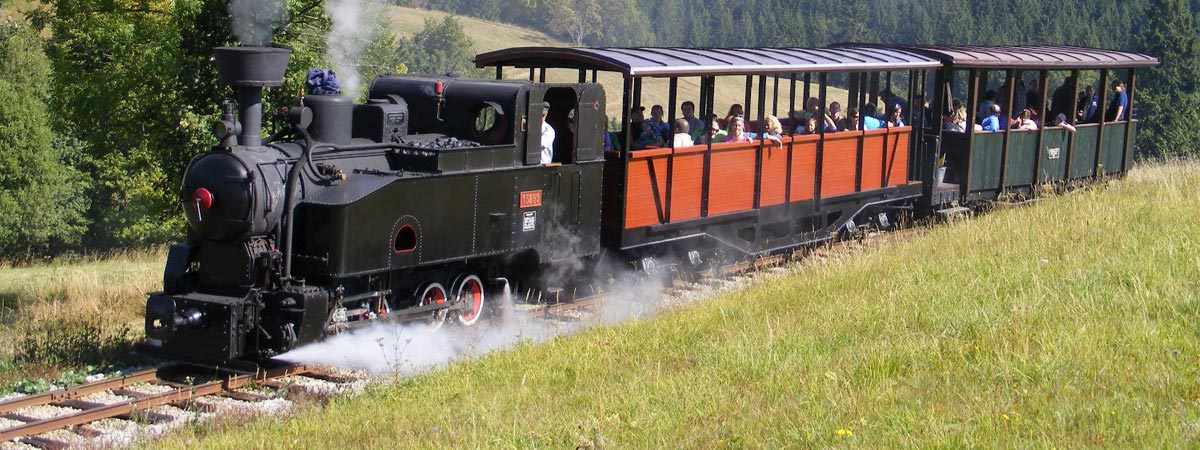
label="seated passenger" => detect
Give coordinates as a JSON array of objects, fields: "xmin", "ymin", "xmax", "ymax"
[
  {"xmin": 826, "ymin": 101, "xmax": 844, "ymax": 132},
  {"xmin": 696, "ymin": 114, "xmax": 727, "ymax": 144},
  {"xmin": 799, "ymin": 117, "xmax": 820, "ymax": 135},
  {"xmin": 880, "ymin": 89, "xmax": 907, "ymax": 114},
  {"xmin": 672, "ymin": 118, "xmax": 694, "ymax": 148},
  {"xmin": 648, "ymin": 104, "xmax": 670, "ymax": 137},
  {"xmin": 722, "ymin": 104, "xmax": 744, "ymax": 127},
  {"xmin": 722, "ymin": 116, "xmax": 752, "ymax": 143},
  {"xmin": 1014, "ymin": 108, "xmax": 1038, "ymax": 130},
  {"xmin": 981, "ymin": 104, "xmax": 1003, "ymax": 132},
  {"xmin": 1052, "ymin": 113, "xmax": 1077, "ymax": 132},
  {"xmin": 888, "ymin": 103, "xmax": 906, "ymax": 127},
  {"xmin": 943, "ymin": 106, "xmax": 968, "ymax": 133},
  {"xmin": 861, "ymin": 104, "xmax": 886, "ymax": 130},
  {"xmin": 843, "ymin": 106, "xmax": 863, "ymax": 131},
  {"xmin": 681, "ymin": 101, "xmax": 705, "ymax": 141},
  {"xmin": 760, "ymin": 114, "xmax": 785, "ymax": 147},
  {"xmin": 634, "ymin": 120, "xmax": 663, "ymax": 149},
  {"xmin": 629, "ymin": 106, "xmax": 646, "ymax": 135}
]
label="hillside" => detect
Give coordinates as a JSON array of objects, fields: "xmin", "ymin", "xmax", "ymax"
[
  {"xmin": 144, "ymin": 160, "xmax": 1200, "ymax": 448},
  {"xmin": 386, "ymin": 6, "xmax": 852, "ymax": 122}
]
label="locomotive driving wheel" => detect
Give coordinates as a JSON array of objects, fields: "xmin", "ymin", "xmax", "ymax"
[
  {"xmin": 416, "ymin": 282, "xmax": 449, "ymax": 329},
  {"xmin": 452, "ymin": 274, "xmax": 486, "ymax": 326}
]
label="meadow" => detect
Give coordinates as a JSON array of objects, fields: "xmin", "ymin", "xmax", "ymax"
[{"xmin": 138, "ymin": 159, "xmax": 1200, "ymax": 449}]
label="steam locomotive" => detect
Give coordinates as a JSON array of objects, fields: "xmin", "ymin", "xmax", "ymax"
[{"xmin": 143, "ymin": 46, "xmax": 606, "ymax": 365}]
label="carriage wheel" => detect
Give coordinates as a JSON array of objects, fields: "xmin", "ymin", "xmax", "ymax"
[
  {"xmin": 453, "ymin": 275, "xmax": 486, "ymax": 326},
  {"xmin": 417, "ymin": 282, "xmax": 448, "ymax": 329}
]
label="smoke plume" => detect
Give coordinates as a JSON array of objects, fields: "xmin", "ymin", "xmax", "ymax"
[
  {"xmin": 229, "ymin": 0, "xmax": 287, "ymax": 46},
  {"xmin": 323, "ymin": 0, "xmax": 380, "ymax": 97}
]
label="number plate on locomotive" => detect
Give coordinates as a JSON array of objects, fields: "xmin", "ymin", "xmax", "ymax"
[{"xmin": 520, "ymin": 190, "xmax": 542, "ymax": 208}]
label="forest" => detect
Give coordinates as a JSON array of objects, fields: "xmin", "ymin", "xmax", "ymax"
[{"xmin": 0, "ymin": 0, "xmax": 1196, "ymax": 257}]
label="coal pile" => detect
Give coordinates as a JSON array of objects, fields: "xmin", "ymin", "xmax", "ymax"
[{"xmin": 393, "ymin": 134, "xmax": 482, "ymax": 150}]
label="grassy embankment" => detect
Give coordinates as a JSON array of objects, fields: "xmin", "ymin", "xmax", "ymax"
[
  {"xmin": 144, "ymin": 160, "xmax": 1200, "ymax": 448},
  {"xmin": 0, "ymin": 249, "xmax": 163, "ymax": 387},
  {"xmin": 386, "ymin": 6, "xmax": 853, "ymax": 123}
]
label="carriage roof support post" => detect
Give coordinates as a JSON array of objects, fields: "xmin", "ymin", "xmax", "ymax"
[
  {"xmin": 802, "ymin": 73, "xmax": 811, "ymax": 113},
  {"xmin": 848, "ymin": 73, "xmax": 860, "ymax": 109},
  {"xmin": 539, "ymin": 68, "xmax": 546, "ymax": 83},
  {"xmin": 869, "ymin": 72, "xmax": 881, "ymax": 107},
  {"xmin": 495, "ymin": 66, "xmax": 503, "ymax": 80},
  {"xmin": 753, "ymin": 74, "xmax": 767, "ymax": 209},
  {"xmin": 963, "ymin": 68, "xmax": 980, "ymax": 199},
  {"xmin": 528, "ymin": 68, "xmax": 535, "ymax": 81},
  {"xmin": 744, "ymin": 76, "xmax": 753, "ymax": 117},
  {"xmin": 999, "ymin": 69, "xmax": 1017, "ymax": 189},
  {"xmin": 855, "ymin": 72, "xmax": 871, "ymax": 192},
  {"xmin": 1064, "ymin": 69, "xmax": 1081, "ymax": 179},
  {"xmin": 815, "ymin": 72, "xmax": 828, "ymax": 206},
  {"xmin": 1033, "ymin": 69, "xmax": 1050, "ymax": 190},
  {"xmin": 666, "ymin": 76, "xmax": 678, "ymax": 223},
  {"xmin": 924, "ymin": 65, "xmax": 950, "ymax": 213},
  {"xmin": 772, "ymin": 76, "xmax": 780, "ymax": 116},
  {"xmin": 789, "ymin": 74, "xmax": 798, "ymax": 127},
  {"xmin": 1120, "ymin": 68, "xmax": 1137, "ymax": 173},
  {"xmin": 621, "ymin": 76, "xmax": 633, "ymax": 160},
  {"xmin": 1094, "ymin": 68, "xmax": 1110, "ymax": 178},
  {"xmin": 578, "ymin": 69, "xmax": 586, "ymax": 83},
  {"xmin": 701, "ymin": 76, "xmax": 715, "ymax": 218},
  {"xmin": 906, "ymin": 69, "xmax": 919, "ymax": 183}
]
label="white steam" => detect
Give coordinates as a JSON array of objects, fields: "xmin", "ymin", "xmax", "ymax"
[
  {"xmin": 323, "ymin": 0, "xmax": 379, "ymax": 97},
  {"xmin": 229, "ymin": 0, "xmax": 287, "ymax": 46},
  {"xmin": 278, "ymin": 272, "xmax": 668, "ymax": 376}
]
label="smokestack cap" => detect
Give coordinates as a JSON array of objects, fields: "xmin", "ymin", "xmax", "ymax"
[{"xmin": 214, "ymin": 46, "xmax": 292, "ymax": 87}]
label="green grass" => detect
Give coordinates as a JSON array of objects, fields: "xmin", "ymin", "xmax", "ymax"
[
  {"xmin": 0, "ymin": 248, "xmax": 164, "ymax": 385},
  {"xmin": 141, "ymin": 160, "xmax": 1200, "ymax": 448},
  {"xmin": 385, "ymin": 6, "xmax": 852, "ymax": 124}
]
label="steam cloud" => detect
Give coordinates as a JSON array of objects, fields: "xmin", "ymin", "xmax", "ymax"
[
  {"xmin": 279, "ymin": 272, "xmax": 668, "ymax": 376},
  {"xmin": 229, "ymin": 0, "xmax": 287, "ymax": 46},
  {"xmin": 324, "ymin": 0, "xmax": 380, "ymax": 97}
]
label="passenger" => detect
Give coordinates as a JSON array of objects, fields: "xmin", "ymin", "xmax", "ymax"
[
  {"xmin": 800, "ymin": 117, "xmax": 820, "ymax": 135},
  {"xmin": 1106, "ymin": 80, "xmax": 1128, "ymax": 121},
  {"xmin": 843, "ymin": 106, "xmax": 863, "ymax": 131},
  {"xmin": 1014, "ymin": 108, "xmax": 1038, "ymax": 130},
  {"xmin": 540, "ymin": 101, "xmax": 555, "ymax": 164},
  {"xmin": 696, "ymin": 114, "xmax": 727, "ymax": 144},
  {"xmin": 672, "ymin": 118, "xmax": 694, "ymax": 148},
  {"xmin": 826, "ymin": 101, "xmax": 845, "ymax": 132},
  {"xmin": 760, "ymin": 114, "xmax": 785, "ymax": 147},
  {"xmin": 911, "ymin": 95, "xmax": 931, "ymax": 128},
  {"xmin": 1077, "ymin": 86, "xmax": 1099, "ymax": 123},
  {"xmin": 1050, "ymin": 76, "xmax": 1076, "ymax": 121},
  {"xmin": 648, "ymin": 104, "xmax": 670, "ymax": 138},
  {"xmin": 629, "ymin": 106, "xmax": 645, "ymax": 135},
  {"xmin": 634, "ymin": 119, "xmax": 663, "ymax": 149},
  {"xmin": 722, "ymin": 116, "xmax": 752, "ymax": 143},
  {"xmin": 981, "ymin": 103, "xmax": 1003, "ymax": 132},
  {"xmin": 861, "ymin": 104, "xmax": 886, "ymax": 130},
  {"xmin": 880, "ymin": 89, "xmax": 907, "ymax": 113},
  {"xmin": 978, "ymin": 90, "xmax": 997, "ymax": 122},
  {"xmin": 943, "ymin": 106, "xmax": 968, "ymax": 133},
  {"xmin": 887, "ymin": 103, "xmax": 906, "ymax": 127},
  {"xmin": 725, "ymin": 104, "xmax": 745, "ymax": 123},
  {"xmin": 1011, "ymin": 79, "xmax": 1028, "ymax": 118},
  {"xmin": 681, "ymin": 101, "xmax": 705, "ymax": 141},
  {"xmin": 1052, "ymin": 113, "xmax": 1077, "ymax": 132}
]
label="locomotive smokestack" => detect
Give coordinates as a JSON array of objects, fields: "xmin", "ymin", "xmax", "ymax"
[{"xmin": 213, "ymin": 46, "xmax": 292, "ymax": 147}]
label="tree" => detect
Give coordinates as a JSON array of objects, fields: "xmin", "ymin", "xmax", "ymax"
[
  {"xmin": 0, "ymin": 20, "xmax": 89, "ymax": 256},
  {"xmin": 396, "ymin": 16, "xmax": 484, "ymax": 77},
  {"xmin": 546, "ymin": 0, "xmax": 601, "ymax": 46},
  {"xmin": 1133, "ymin": 0, "xmax": 1200, "ymax": 156}
]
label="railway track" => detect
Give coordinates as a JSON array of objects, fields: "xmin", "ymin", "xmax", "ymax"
[{"xmin": 0, "ymin": 364, "xmax": 352, "ymax": 449}]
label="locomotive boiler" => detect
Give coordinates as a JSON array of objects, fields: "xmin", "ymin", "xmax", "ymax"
[{"xmin": 143, "ymin": 45, "xmax": 607, "ymax": 365}]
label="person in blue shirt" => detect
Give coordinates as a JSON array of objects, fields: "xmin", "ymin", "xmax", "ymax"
[
  {"xmin": 981, "ymin": 104, "xmax": 1003, "ymax": 132},
  {"xmin": 1106, "ymin": 81, "xmax": 1129, "ymax": 121},
  {"xmin": 1077, "ymin": 86, "xmax": 1099, "ymax": 123},
  {"xmin": 861, "ymin": 103, "xmax": 886, "ymax": 130},
  {"xmin": 648, "ymin": 104, "xmax": 670, "ymax": 138}
]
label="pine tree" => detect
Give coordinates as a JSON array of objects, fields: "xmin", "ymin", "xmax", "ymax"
[{"xmin": 1133, "ymin": 0, "xmax": 1200, "ymax": 156}]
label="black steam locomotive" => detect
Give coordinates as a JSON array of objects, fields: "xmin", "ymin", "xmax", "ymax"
[{"xmin": 143, "ymin": 46, "xmax": 606, "ymax": 365}]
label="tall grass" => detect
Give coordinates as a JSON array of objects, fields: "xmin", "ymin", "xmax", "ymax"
[
  {"xmin": 143, "ymin": 159, "xmax": 1200, "ymax": 449},
  {"xmin": 0, "ymin": 247, "xmax": 164, "ymax": 383}
]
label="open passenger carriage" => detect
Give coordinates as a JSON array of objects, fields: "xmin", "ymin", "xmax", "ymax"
[{"xmin": 476, "ymin": 46, "xmax": 943, "ymax": 259}]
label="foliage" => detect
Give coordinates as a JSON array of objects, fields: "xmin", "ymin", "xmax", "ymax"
[
  {"xmin": 0, "ymin": 19, "xmax": 89, "ymax": 256},
  {"xmin": 1132, "ymin": 0, "xmax": 1200, "ymax": 157},
  {"xmin": 395, "ymin": 15, "xmax": 484, "ymax": 77}
]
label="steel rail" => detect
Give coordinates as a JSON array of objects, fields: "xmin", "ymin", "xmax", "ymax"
[
  {"xmin": 0, "ymin": 364, "xmax": 311, "ymax": 443},
  {"xmin": 0, "ymin": 368, "xmax": 162, "ymax": 416}
]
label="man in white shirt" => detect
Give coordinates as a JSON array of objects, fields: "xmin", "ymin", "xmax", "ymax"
[{"xmin": 540, "ymin": 101, "xmax": 555, "ymax": 165}]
